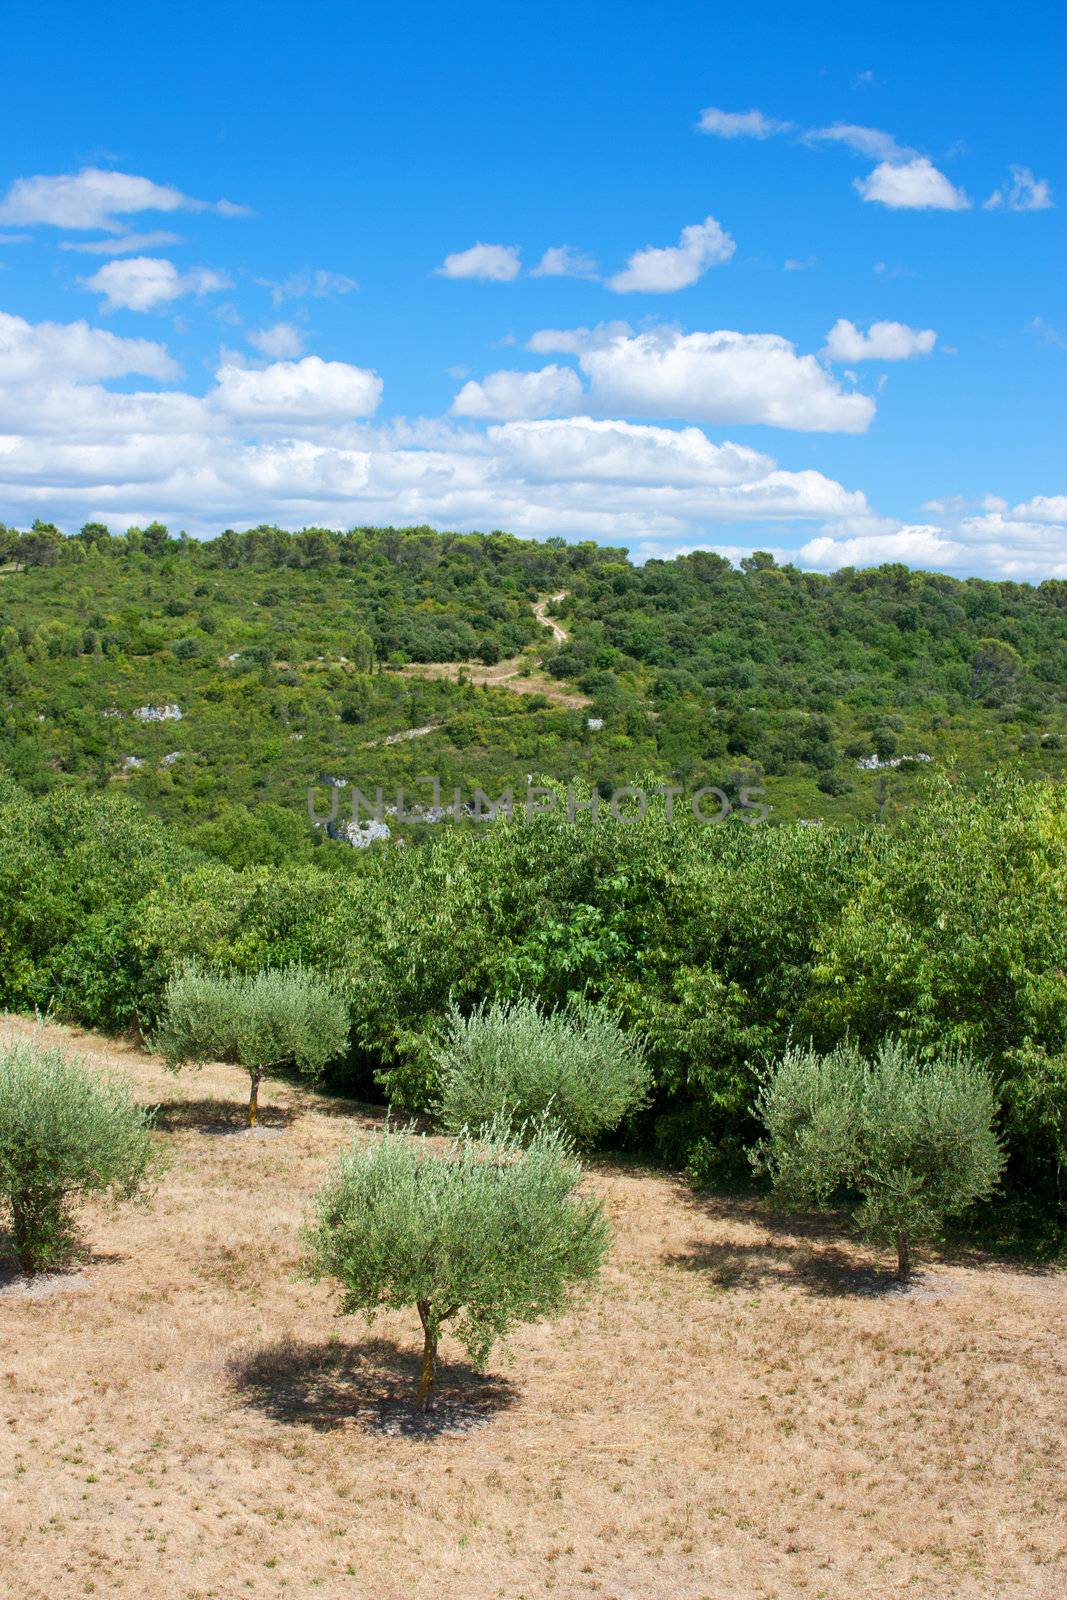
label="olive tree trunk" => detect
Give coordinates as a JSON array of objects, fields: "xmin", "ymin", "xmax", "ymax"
[
  {"xmin": 896, "ymin": 1229, "xmax": 911, "ymax": 1282},
  {"xmin": 415, "ymin": 1300, "xmax": 438, "ymax": 1410},
  {"xmin": 247, "ymin": 1068, "xmax": 262, "ymax": 1129}
]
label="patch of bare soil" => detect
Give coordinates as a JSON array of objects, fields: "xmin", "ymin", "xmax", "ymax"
[{"xmin": 1, "ymin": 1011, "xmax": 1065, "ymax": 1600}]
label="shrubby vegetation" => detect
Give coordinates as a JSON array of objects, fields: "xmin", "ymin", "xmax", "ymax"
[
  {"xmin": 434, "ymin": 996, "xmax": 650, "ymax": 1146},
  {"xmin": 305, "ymin": 1117, "xmax": 609, "ymax": 1407},
  {"xmin": 753, "ymin": 1039, "xmax": 1005, "ymax": 1278},
  {"xmin": 0, "ymin": 1041, "xmax": 160, "ymax": 1272},
  {"xmin": 0, "ymin": 522, "xmax": 1062, "ymax": 842},
  {"xmin": 0, "ymin": 767, "xmax": 1063, "ymax": 1244},
  {"xmin": 154, "ymin": 964, "xmax": 349, "ymax": 1126}
]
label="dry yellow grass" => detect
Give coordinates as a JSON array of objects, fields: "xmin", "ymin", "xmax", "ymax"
[{"xmin": 1, "ymin": 1013, "xmax": 1064, "ymax": 1600}]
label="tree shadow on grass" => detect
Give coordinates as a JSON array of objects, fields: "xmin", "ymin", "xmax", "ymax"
[
  {"xmin": 147, "ymin": 1097, "xmax": 297, "ymax": 1133},
  {"xmin": 227, "ymin": 1335, "xmax": 520, "ymax": 1437},
  {"xmin": 664, "ymin": 1235, "xmax": 933, "ymax": 1297}
]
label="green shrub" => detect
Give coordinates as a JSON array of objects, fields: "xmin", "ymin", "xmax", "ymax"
[
  {"xmin": 0, "ymin": 1042, "xmax": 161, "ymax": 1273},
  {"xmin": 752, "ymin": 1038, "xmax": 1004, "ymax": 1278},
  {"xmin": 434, "ymin": 996, "xmax": 650, "ymax": 1146},
  {"xmin": 153, "ymin": 964, "xmax": 349, "ymax": 1126},
  {"xmin": 305, "ymin": 1117, "xmax": 609, "ymax": 1408}
]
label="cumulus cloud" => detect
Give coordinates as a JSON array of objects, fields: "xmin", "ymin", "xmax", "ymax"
[
  {"xmin": 212, "ymin": 356, "xmax": 383, "ymax": 421},
  {"xmin": 0, "ymin": 167, "xmax": 247, "ymax": 232},
  {"xmin": 451, "ymin": 365, "xmax": 583, "ymax": 420},
  {"xmin": 696, "ymin": 107, "xmax": 793, "ymax": 138},
  {"xmin": 0, "ymin": 309, "xmax": 180, "ymax": 385},
  {"xmin": 82, "ymin": 257, "xmax": 231, "ymax": 312},
  {"xmin": 823, "ymin": 318, "xmax": 937, "ymax": 362},
  {"xmin": 1012, "ymin": 494, "xmax": 1067, "ymax": 522},
  {"xmin": 580, "ymin": 327, "xmax": 875, "ymax": 432},
  {"xmin": 607, "ymin": 217, "xmax": 735, "ymax": 293},
  {"xmin": 530, "ymin": 245, "xmax": 598, "ymax": 278},
  {"xmin": 855, "ymin": 158, "xmax": 971, "ymax": 211},
  {"xmin": 805, "ymin": 124, "xmax": 913, "ymax": 162},
  {"xmin": 455, "ymin": 327, "xmax": 875, "ymax": 432},
  {"xmin": 246, "ymin": 321, "xmax": 305, "ymax": 359},
  {"xmin": 984, "ymin": 166, "xmax": 1054, "ymax": 212},
  {"xmin": 435, "ymin": 243, "xmax": 521, "ymax": 281},
  {"xmin": 0, "ymin": 309, "xmax": 875, "ymax": 545},
  {"xmin": 526, "ymin": 321, "xmax": 632, "ymax": 356},
  {"xmin": 799, "ymin": 525, "xmax": 963, "ymax": 570}
]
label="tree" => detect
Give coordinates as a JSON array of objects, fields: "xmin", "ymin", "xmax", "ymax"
[
  {"xmin": 434, "ymin": 996, "xmax": 650, "ymax": 1147},
  {"xmin": 971, "ymin": 637, "xmax": 1024, "ymax": 700},
  {"xmin": 752, "ymin": 1038, "xmax": 1004, "ymax": 1279},
  {"xmin": 0, "ymin": 1042, "xmax": 161, "ymax": 1273},
  {"xmin": 153, "ymin": 964, "xmax": 349, "ymax": 1127},
  {"xmin": 305, "ymin": 1118, "xmax": 610, "ymax": 1408},
  {"xmin": 18, "ymin": 525, "xmax": 63, "ymax": 568}
]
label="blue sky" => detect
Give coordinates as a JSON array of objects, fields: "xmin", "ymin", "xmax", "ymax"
[{"xmin": 0, "ymin": 0, "xmax": 1063, "ymax": 577}]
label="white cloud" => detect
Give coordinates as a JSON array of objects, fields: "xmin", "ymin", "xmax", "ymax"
[
  {"xmin": 247, "ymin": 321, "xmax": 305, "ymax": 359},
  {"xmin": 530, "ymin": 245, "xmax": 598, "ymax": 278},
  {"xmin": 0, "ymin": 167, "xmax": 247, "ymax": 232},
  {"xmin": 579, "ymin": 327, "xmax": 875, "ymax": 432},
  {"xmin": 0, "ymin": 309, "xmax": 180, "ymax": 385},
  {"xmin": 435, "ymin": 243, "xmax": 521, "ymax": 281},
  {"xmin": 784, "ymin": 256, "xmax": 817, "ymax": 272},
  {"xmin": 823, "ymin": 318, "xmax": 937, "ymax": 362},
  {"xmin": 259, "ymin": 268, "xmax": 360, "ymax": 305},
  {"xmin": 527, "ymin": 321, "xmax": 632, "ymax": 356},
  {"xmin": 1012, "ymin": 494, "xmax": 1067, "ymax": 522},
  {"xmin": 60, "ymin": 230, "xmax": 183, "ymax": 255},
  {"xmin": 984, "ymin": 166, "xmax": 1054, "ymax": 212},
  {"xmin": 451, "ymin": 365, "xmax": 584, "ymax": 420},
  {"xmin": 855, "ymin": 158, "xmax": 971, "ymax": 211},
  {"xmin": 607, "ymin": 216, "xmax": 735, "ymax": 293},
  {"xmin": 799, "ymin": 525, "xmax": 962, "ymax": 570},
  {"xmin": 212, "ymin": 355, "xmax": 382, "ymax": 421},
  {"xmin": 696, "ymin": 107, "xmax": 793, "ymax": 138},
  {"xmin": 454, "ymin": 327, "xmax": 874, "ymax": 431},
  {"xmin": 805, "ymin": 124, "xmax": 913, "ymax": 162},
  {"xmin": 82, "ymin": 257, "xmax": 231, "ymax": 312}
]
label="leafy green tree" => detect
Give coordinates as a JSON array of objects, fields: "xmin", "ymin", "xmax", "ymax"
[
  {"xmin": 154, "ymin": 963, "xmax": 349, "ymax": 1126},
  {"xmin": 305, "ymin": 1118, "xmax": 609, "ymax": 1408},
  {"xmin": 435, "ymin": 996, "xmax": 649, "ymax": 1147},
  {"xmin": 0, "ymin": 1042, "xmax": 161, "ymax": 1273},
  {"xmin": 752, "ymin": 1038, "xmax": 1004, "ymax": 1278}
]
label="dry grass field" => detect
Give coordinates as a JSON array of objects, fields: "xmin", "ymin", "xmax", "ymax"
[{"xmin": 1, "ymin": 1012, "xmax": 1064, "ymax": 1600}]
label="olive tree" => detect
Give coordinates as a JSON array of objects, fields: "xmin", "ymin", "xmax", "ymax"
[
  {"xmin": 154, "ymin": 964, "xmax": 349, "ymax": 1127},
  {"xmin": 0, "ymin": 1042, "xmax": 161, "ymax": 1273},
  {"xmin": 434, "ymin": 996, "xmax": 650, "ymax": 1147},
  {"xmin": 752, "ymin": 1038, "xmax": 1004, "ymax": 1279},
  {"xmin": 305, "ymin": 1118, "xmax": 610, "ymax": 1409}
]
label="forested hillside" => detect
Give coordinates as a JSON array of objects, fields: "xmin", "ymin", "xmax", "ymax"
[{"xmin": 1, "ymin": 518, "xmax": 1065, "ymax": 862}]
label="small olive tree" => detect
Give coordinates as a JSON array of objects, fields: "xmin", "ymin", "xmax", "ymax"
[
  {"xmin": 434, "ymin": 996, "xmax": 650, "ymax": 1147},
  {"xmin": 154, "ymin": 964, "xmax": 349, "ymax": 1127},
  {"xmin": 752, "ymin": 1038, "xmax": 1004, "ymax": 1279},
  {"xmin": 0, "ymin": 1042, "xmax": 161, "ymax": 1273},
  {"xmin": 305, "ymin": 1118, "xmax": 610, "ymax": 1409}
]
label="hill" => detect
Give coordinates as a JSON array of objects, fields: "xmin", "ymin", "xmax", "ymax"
[{"xmin": 0, "ymin": 519, "xmax": 1064, "ymax": 862}]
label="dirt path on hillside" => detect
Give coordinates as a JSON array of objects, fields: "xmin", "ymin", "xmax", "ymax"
[
  {"xmin": 395, "ymin": 592, "xmax": 589, "ymax": 710},
  {"xmin": 532, "ymin": 590, "xmax": 569, "ymax": 644}
]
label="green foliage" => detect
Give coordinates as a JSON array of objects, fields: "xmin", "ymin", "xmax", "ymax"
[
  {"xmin": 434, "ymin": 996, "xmax": 650, "ymax": 1146},
  {"xmin": 305, "ymin": 1117, "xmax": 609, "ymax": 1406},
  {"xmin": 753, "ymin": 1038, "xmax": 1005, "ymax": 1276},
  {"xmin": 153, "ymin": 963, "xmax": 349, "ymax": 1125},
  {"xmin": 0, "ymin": 1041, "xmax": 161, "ymax": 1273}
]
